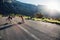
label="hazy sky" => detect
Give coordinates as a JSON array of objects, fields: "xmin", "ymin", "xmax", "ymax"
[
  {"xmin": 17, "ymin": 0, "xmax": 60, "ymax": 11},
  {"xmin": 17, "ymin": 0, "xmax": 60, "ymax": 5}
]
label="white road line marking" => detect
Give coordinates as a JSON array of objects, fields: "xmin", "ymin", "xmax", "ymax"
[{"xmin": 13, "ymin": 21, "xmax": 40, "ymax": 40}]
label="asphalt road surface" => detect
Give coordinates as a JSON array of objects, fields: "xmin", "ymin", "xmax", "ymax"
[{"xmin": 0, "ymin": 17, "xmax": 60, "ymax": 40}]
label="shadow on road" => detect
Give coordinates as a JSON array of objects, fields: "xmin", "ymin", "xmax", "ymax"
[
  {"xmin": 0, "ymin": 23, "xmax": 13, "ymax": 30},
  {"xmin": 0, "ymin": 22, "xmax": 23, "ymax": 30},
  {"xmin": 17, "ymin": 22, "xmax": 24, "ymax": 24},
  {"xmin": 0, "ymin": 23, "xmax": 8, "ymax": 26}
]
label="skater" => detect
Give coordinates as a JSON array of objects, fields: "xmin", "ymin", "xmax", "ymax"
[{"xmin": 19, "ymin": 16, "xmax": 25, "ymax": 23}]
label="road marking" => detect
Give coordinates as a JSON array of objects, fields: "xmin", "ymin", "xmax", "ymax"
[{"xmin": 13, "ymin": 21, "xmax": 40, "ymax": 40}]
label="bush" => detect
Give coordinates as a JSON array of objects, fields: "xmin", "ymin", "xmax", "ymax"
[{"xmin": 34, "ymin": 13, "xmax": 43, "ymax": 18}]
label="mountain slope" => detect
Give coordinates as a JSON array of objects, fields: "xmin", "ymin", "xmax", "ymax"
[{"xmin": 0, "ymin": 1, "xmax": 37, "ymax": 16}]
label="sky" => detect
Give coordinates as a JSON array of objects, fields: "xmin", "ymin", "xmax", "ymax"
[
  {"xmin": 17, "ymin": 0, "xmax": 60, "ymax": 11},
  {"xmin": 17, "ymin": 0, "xmax": 60, "ymax": 5}
]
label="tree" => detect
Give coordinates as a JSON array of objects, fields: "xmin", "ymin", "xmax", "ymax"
[{"xmin": 34, "ymin": 13, "xmax": 43, "ymax": 18}]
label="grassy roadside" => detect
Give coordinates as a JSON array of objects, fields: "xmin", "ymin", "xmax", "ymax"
[
  {"xmin": 0, "ymin": 15, "xmax": 2, "ymax": 18},
  {"xmin": 24, "ymin": 16, "xmax": 60, "ymax": 25},
  {"xmin": 33, "ymin": 18, "xmax": 60, "ymax": 25}
]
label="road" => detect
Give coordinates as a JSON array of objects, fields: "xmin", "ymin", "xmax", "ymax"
[{"xmin": 0, "ymin": 17, "xmax": 60, "ymax": 40}]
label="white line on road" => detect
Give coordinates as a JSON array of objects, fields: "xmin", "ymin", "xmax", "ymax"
[{"xmin": 13, "ymin": 21, "xmax": 40, "ymax": 40}]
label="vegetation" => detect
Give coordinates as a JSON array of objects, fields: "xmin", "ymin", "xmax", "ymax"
[
  {"xmin": 32, "ymin": 18, "xmax": 60, "ymax": 25},
  {"xmin": 34, "ymin": 13, "xmax": 43, "ymax": 18},
  {"xmin": 0, "ymin": 14, "xmax": 2, "ymax": 17},
  {"xmin": 23, "ymin": 15, "xmax": 60, "ymax": 25},
  {"xmin": 0, "ymin": 1, "xmax": 37, "ymax": 16}
]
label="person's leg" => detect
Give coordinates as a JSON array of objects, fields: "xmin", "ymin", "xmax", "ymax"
[
  {"xmin": 22, "ymin": 19, "xmax": 25, "ymax": 23},
  {"xmin": 9, "ymin": 18, "xmax": 12, "ymax": 23}
]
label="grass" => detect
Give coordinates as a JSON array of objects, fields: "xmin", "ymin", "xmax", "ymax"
[
  {"xmin": 0, "ymin": 15, "xmax": 2, "ymax": 18},
  {"xmin": 33, "ymin": 18, "xmax": 60, "ymax": 25},
  {"xmin": 24, "ymin": 16, "xmax": 30, "ymax": 18},
  {"xmin": 24, "ymin": 16, "xmax": 60, "ymax": 25}
]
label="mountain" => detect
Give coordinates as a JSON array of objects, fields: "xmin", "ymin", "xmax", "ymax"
[
  {"xmin": 0, "ymin": 0, "xmax": 60, "ymax": 19},
  {"xmin": 0, "ymin": 0, "xmax": 37, "ymax": 16}
]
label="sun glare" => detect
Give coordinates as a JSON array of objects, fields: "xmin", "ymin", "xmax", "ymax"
[
  {"xmin": 45, "ymin": 2, "xmax": 60, "ymax": 15},
  {"xmin": 46, "ymin": 2, "xmax": 59, "ymax": 11}
]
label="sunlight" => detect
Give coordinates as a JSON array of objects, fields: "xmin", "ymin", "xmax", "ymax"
[
  {"xmin": 46, "ymin": 2, "xmax": 59, "ymax": 11},
  {"xmin": 45, "ymin": 1, "xmax": 60, "ymax": 15}
]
